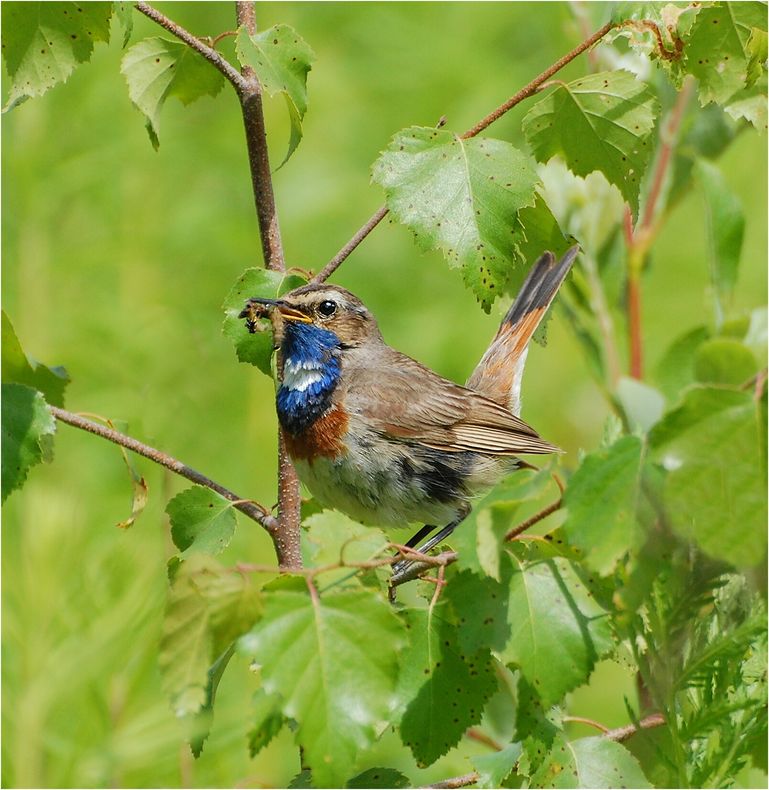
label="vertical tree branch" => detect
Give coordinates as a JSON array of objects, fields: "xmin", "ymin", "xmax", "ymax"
[
  {"xmin": 624, "ymin": 77, "xmax": 694, "ymax": 381},
  {"xmin": 235, "ymin": 0, "xmax": 302, "ymax": 567}
]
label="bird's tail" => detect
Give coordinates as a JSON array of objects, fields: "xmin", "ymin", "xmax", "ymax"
[{"xmin": 466, "ymin": 246, "xmax": 579, "ymax": 415}]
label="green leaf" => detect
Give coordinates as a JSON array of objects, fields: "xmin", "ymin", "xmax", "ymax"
[
  {"xmin": 444, "ymin": 566, "xmax": 511, "ymax": 654},
  {"xmin": 686, "ymin": 2, "xmax": 768, "ymax": 106},
  {"xmin": 235, "ymin": 25, "xmax": 315, "ymax": 166},
  {"xmin": 530, "ymin": 734, "xmax": 651, "ymax": 788},
  {"xmin": 562, "ymin": 435, "xmax": 646, "ymax": 576},
  {"xmin": 522, "ymin": 70, "xmax": 658, "ymax": 216},
  {"xmin": 166, "ymin": 486, "xmax": 237, "ymax": 558},
  {"xmin": 371, "ymin": 126, "xmax": 539, "ymax": 310},
  {"xmin": 187, "ymin": 644, "xmax": 234, "ymax": 758},
  {"xmin": 515, "ymin": 675, "xmax": 560, "ymax": 777},
  {"xmin": 499, "ymin": 542, "xmax": 613, "ymax": 706},
  {"xmin": 288, "ymin": 770, "xmax": 313, "ymax": 789},
  {"xmin": 397, "ymin": 607, "xmax": 497, "ymax": 767},
  {"xmin": 725, "ymin": 81, "xmax": 768, "ymax": 132},
  {"xmin": 347, "ymin": 768, "xmax": 410, "ymax": 788},
  {"xmin": 120, "ymin": 37, "xmax": 224, "ymax": 149},
  {"xmin": 247, "ymin": 688, "xmax": 285, "ymax": 758},
  {"xmin": 695, "ymin": 159, "xmax": 745, "ymax": 310},
  {"xmin": 160, "ymin": 555, "xmax": 261, "ymax": 718},
  {"xmin": 655, "ymin": 326, "xmax": 711, "ymax": 400},
  {"xmin": 452, "ymin": 467, "xmax": 553, "ymax": 578},
  {"xmin": 222, "ymin": 268, "xmax": 306, "ymax": 375},
  {"xmin": 694, "ymin": 337, "xmax": 758, "ymax": 386},
  {"xmin": 238, "ymin": 582, "xmax": 405, "ymax": 788},
  {"xmin": 615, "ymin": 376, "xmax": 666, "ymax": 432},
  {"xmin": 472, "ymin": 742, "xmax": 523, "ymax": 788},
  {"xmin": 302, "ymin": 510, "xmax": 389, "ymax": 589},
  {"xmin": 1, "ymin": 383, "xmax": 56, "ymax": 502},
  {"xmin": 650, "ymin": 386, "xmax": 767, "ymax": 566},
  {"xmin": 2, "ymin": 2, "xmax": 113, "ymax": 110},
  {"xmin": 113, "ymin": 1, "xmax": 133, "ymax": 48},
  {"xmin": 2, "ymin": 310, "xmax": 70, "ymax": 407}
]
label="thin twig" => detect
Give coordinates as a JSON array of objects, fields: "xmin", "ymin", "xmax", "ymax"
[
  {"xmin": 312, "ymin": 206, "xmax": 389, "ymax": 283},
  {"xmin": 461, "ymin": 21, "xmax": 614, "ymax": 138},
  {"xmin": 563, "ymin": 715, "xmax": 610, "ymax": 733},
  {"xmin": 135, "ymin": 2, "xmax": 247, "ymax": 92},
  {"xmin": 466, "ymin": 728, "xmax": 504, "ymax": 751},
  {"xmin": 430, "ymin": 713, "xmax": 666, "ymax": 789},
  {"xmin": 390, "ymin": 551, "xmax": 458, "ymax": 590},
  {"xmin": 49, "ymin": 406, "xmax": 279, "ymax": 537},
  {"xmin": 424, "ymin": 772, "xmax": 480, "ymax": 789},
  {"xmin": 505, "ymin": 498, "xmax": 563, "ymax": 541},
  {"xmin": 605, "ymin": 712, "xmax": 666, "ymax": 743},
  {"xmin": 314, "ymin": 21, "xmax": 616, "ymax": 283}
]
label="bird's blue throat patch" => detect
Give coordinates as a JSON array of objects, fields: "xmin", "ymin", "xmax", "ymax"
[{"xmin": 276, "ymin": 322, "xmax": 342, "ymax": 435}]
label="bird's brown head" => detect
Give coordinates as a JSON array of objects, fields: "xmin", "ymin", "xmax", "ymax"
[{"xmin": 239, "ymin": 283, "xmax": 381, "ymax": 348}]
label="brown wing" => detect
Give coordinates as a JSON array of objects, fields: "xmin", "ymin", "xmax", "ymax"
[{"xmin": 343, "ymin": 347, "xmax": 559, "ymax": 456}]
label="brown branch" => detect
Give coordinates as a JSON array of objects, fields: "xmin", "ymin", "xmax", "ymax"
[
  {"xmin": 424, "ymin": 772, "xmax": 480, "ymax": 789},
  {"xmin": 625, "ymin": 77, "xmax": 693, "ymax": 381},
  {"xmin": 312, "ymin": 205, "xmax": 389, "ymax": 283},
  {"xmin": 465, "ymin": 728, "xmax": 504, "ymax": 751},
  {"xmin": 605, "ymin": 712, "xmax": 666, "ymax": 743},
  {"xmin": 314, "ymin": 21, "xmax": 617, "ymax": 283},
  {"xmin": 505, "ymin": 498, "xmax": 563, "ymax": 541},
  {"xmin": 135, "ymin": 2, "xmax": 247, "ymax": 92},
  {"xmin": 563, "ymin": 715, "xmax": 609, "ymax": 733},
  {"xmin": 460, "ymin": 21, "xmax": 615, "ymax": 139},
  {"xmin": 234, "ymin": 1, "xmax": 302, "ymax": 567},
  {"xmin": 49, "ymin": 406, "xmax": 279, "ymax": 537}
]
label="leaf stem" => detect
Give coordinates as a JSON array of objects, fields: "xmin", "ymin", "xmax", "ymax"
[
  {"xmin": 49, "ymin": 406, "xmax": 280, "ymax": 538},
  {"xmin": 465, "ymin": 727, "xmax": 504, "ymax": 751},
  {"xmin": 314, "ymin": 20, "xmax": 617, "ymax": 283},
  {"xmin": 424, "ymin": 772, "xmax": 480, "ymax": 789},
  {"xmin": 505, "ymin": 497, "xmax": 563, "ymax": 541},
  {"xmin": 134, "ymin": 2, "xmax": 247, "ymax": 92}
]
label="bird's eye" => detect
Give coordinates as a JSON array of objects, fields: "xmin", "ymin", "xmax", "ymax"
[{"xmin": 317, "ymin": 300, "xmax": 337, "ymax": 318}]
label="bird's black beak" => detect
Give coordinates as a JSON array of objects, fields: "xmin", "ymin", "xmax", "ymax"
[{"xmin": 239, "ymin": 297, "xmax": 312, "ymax": 324}]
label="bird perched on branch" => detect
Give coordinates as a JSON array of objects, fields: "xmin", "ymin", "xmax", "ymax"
[{"xmin": 240, "ymin": 247, "xmax": 578, "ymax": 578}]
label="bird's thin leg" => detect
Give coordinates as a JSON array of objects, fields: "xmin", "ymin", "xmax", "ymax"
[
  {"xmin": 404, "ymin": 524, "xmax": 437, "ymax": 549},
  {"xmin": 391, "ymin": 506, "xmax": 470, "ymax": 576}
]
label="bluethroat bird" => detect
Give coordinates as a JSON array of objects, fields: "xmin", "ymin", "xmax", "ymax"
[{"xmin": 240, "ymin": 246, "xmax": 578, "ymax": 577}]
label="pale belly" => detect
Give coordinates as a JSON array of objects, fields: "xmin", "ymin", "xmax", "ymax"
[{"xmin": 292, "ymin": 431, "xmax": 511, "ymax": 528}]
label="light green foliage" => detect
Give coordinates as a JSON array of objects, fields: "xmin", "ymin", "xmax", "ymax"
[
  {"xmin": 563, "ymin": 435, "xmax": 646, "ymax": 575},
  {"xmin": 696, "ymin": 158, "xmax": 745, "ymax": 307},
  {"xmin": 396, "ymin": 607, "xmax": 497, "ymax": 766},
  {"xmin": 159, "ymin": 555, "xmax": 261, "ymax": 719},
  {"xmin": 302, "ymin": 509, "xmax": 389, "ymax": 588},
  {"xmin": 2, "ymin": 311, "xmax": 69, "ymax": 407},
  {"xmin": 443, "ymin": 566, "xmax": 511, "ymax": 653},
  {"xmin": 694, "ymin": 337, "xmax": 758, "ymax": 386},
  {"xmin": 530, "ymin": 734, "xmax": 651, "ymax": 788},
  {"xmin": 121, "ymin": 37, "xmax": 225, "ymax": 148},
  {"xmin": 686, "ymin": 2, "xmax": 768, "ymax": 106},
  {"xmin": 235, "ymin": 25, "xmax": 315, "ymax": 166},
  {"xmin": 372, "ymin": 127, "xmax": 541, "ymax": 309},
  {"xmin": 650, "ymin": 386, "xmax": 767, "ymax": 566},
  {"xmin": 347, "ymin": 767, "xmax": 410, "ymax": 788},
  {"xmin": 500, "ymin": 541, "xmax": 613, "ymax": 706},
  {"xmin": 1, "ymin": 383, "xmax": 56, "ymax": 502},
  {"xmin": 238, "ymin": 579, "xmax": 405, "ymax": 787},
  {"xmin": 166, "ymin": 486, "xmax": 237, "ymax": 558},
  {"xmin": 725, "ymin": 80, "xmax": 768, "ymax": 131},
  {"xmin": 247, "ymin": 688, "xmax": 285, "ymax": 758},
  {"xmin": 472, "ymin": 743, "xmax": 523, "ymax": 788},
  {"xmin": 1, "ymin": 1, "xmax": 113, "ymax": 109},
  {"xmin": 451, "ymin": 467, "xmax": 553, "ymax": 577},
  {"xmin": 522, "ymin": 71, "xmax": 658, "ymax": 215},
  {"xmin": 222, "ymin": 268, "xmax": 306, "ymax": 375},
  {"xmin": 655, "ymin": 326, "xmax": 712, "ymax": 400}
]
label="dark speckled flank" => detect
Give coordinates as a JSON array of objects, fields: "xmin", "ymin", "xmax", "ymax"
[{"xmin": 401, "ymin": 446, "xmax": 474, "ymax": 504}]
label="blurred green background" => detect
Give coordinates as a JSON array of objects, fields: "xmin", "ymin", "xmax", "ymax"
[{"xmin": 2, "ymin": 3, "xmax": 766, "ymax": 787}]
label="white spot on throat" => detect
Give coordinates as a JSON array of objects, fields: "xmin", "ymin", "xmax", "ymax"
[{"xmin": 283, "ymin": 357, "xmax": 324, "ymax": 392}]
